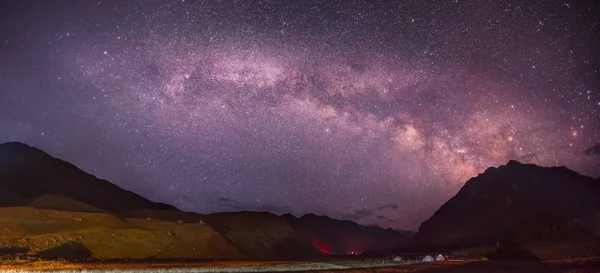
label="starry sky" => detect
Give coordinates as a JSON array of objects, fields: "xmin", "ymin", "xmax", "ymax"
[{"xmin": 0, "ymin": 0, "xmax": 599, "ymax": 230}]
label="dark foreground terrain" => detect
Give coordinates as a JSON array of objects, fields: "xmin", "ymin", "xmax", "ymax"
[
  {"xmin": 337, "ymin": 260, "xmax": 600, "ymax": 273},
  {"xmin": 1, "ymin": 258, "xmax": 600, "ymax": 272}
]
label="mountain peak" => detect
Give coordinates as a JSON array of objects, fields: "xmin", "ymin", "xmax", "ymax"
[
  {"xmin": 2, "ymin": 141, "xmax": 27, "ymax": 146},
  {"xmin": 301, "ymin": 213, "xmax": 331, "ymax": 220},
  {"xmin": 0, "ymin": 141, "xmax": 43, "ymax": 154},
  {"xmin": 500, "ymin": 159, "xmax": 538, "ymax": 170},
  {"xmin": 506, "ymin": 159, "xmax": 523, "ymax": 165},
  {"xmin": 1, "ymin": 141, "xmax": 31, "ymax": 147},
  {"xmin": 409, "ymin": 162, "xmax": 600, "ymax": 254}
]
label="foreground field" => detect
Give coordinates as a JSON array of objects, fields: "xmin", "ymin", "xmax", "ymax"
[
  {"xmin": 2, "ymin": 259, "xmax": 600, "ymax": 273},
  {"xmin": 1, "ymin": 260, "xmax": 403, "ymax": 272}
]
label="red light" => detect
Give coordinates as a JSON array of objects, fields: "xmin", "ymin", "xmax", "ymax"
[{"xmin": 306, "ymin": 233, "xmax": 331, "ymax": 255}]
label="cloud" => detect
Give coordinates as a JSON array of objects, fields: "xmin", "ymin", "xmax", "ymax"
[
  {"xmin": 372, "ymin": 216, "xmax": 397, "ymax": 227},
  {"xmin": 257, "ymin": 204, "xmax": 292, "ymax": 213},
  {"xmin": 341, "ymin": 204, "xmax": 400, "ymax": 222},
  {"xmin": 376, "ymin": 203, "xmax": 399, "ymax": 210},
  {"xmin": 341, "ymin": 208, "xmax": 374, "ymax": 221},
  {"xmin": 584, "ymin": 143, "xmax": 600, "ymax": 156},
  {"xmin": 216, "ymin": 197, "xmax": 290, "ymax": 213},
  {"xmin": 217, "ymin": 197, "xmax": 245, "ymax": 210}
]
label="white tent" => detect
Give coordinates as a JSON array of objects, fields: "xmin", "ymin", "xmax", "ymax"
[
  {"xmin": 423, "ymin": 255, "xmax": 434, "ymax": 262},
  {"xmin": 436, "ymin": 254, "xmax": 446, "ymax": 262},
  {"xmin": 393, "ymin": 256, "xmax": 402, "ymax": 262}
]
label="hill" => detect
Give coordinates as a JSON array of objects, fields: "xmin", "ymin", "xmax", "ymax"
[
  {"xmin": 409, "ymin": 160, "xmax": 600, "ymax": 259},
  {"xmin": 26, "ymin": 194, "xmax": 106, "ymax": 213},
  {"xmin": 202, "ymin": 211, "xmax": 320, "ymax": 259},
  {"xmin": 0, "ymin": 142, "xmax": 411, "ymax": 260},
  {"xmin": 0, "ymin": 142, "xmax": 177, "ymax": 213},
  {"xmin": 0, "ymin": 207, "xmax": 240, "ymax": 260}
]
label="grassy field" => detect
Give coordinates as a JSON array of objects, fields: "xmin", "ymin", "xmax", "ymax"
[{"xmin": 0, "ymin": 207, "xmax": 240, "ymax": 260}]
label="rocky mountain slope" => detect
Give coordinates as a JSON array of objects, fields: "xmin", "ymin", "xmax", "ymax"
[
  {"xmin": 409, "ymin": 160, "xmax": 600, "ymax": 259},
  {"xmin": 0, "ymin": 142, "xmax": 411, "ymax": 260}
]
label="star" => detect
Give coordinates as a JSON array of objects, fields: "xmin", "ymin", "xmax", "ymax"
[{"xmin": 0, "ymin": 0, "xmax": 597, "ymax": 231}]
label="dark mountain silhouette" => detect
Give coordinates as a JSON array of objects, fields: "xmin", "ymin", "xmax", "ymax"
[
  {"xmin": 283, "ymin": 213, "xmax": 412, "ymax": 255},
  {"xmin": 0, "ymin": 142, "xmax": 411, "ymax": 259},
  {"xmin": 0, "ymin": 142, "xmax": 177, "ymax": 213},
  {"xmin": 409, "ymin": 160, "xmax": 600, "ymax": 259}
]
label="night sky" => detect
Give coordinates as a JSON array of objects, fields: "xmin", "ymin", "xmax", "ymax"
[{"xmin": 0, "ymin": 0, "xmax": 599, "ymax": 230}]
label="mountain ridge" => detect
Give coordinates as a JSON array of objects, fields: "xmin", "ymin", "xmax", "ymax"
[{"xmin": 0, "ymin": 141, "xmax": 412, "ymax": 260}]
